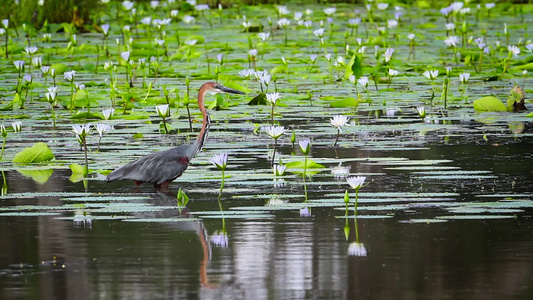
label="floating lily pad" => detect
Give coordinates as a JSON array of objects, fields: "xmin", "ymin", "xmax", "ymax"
[
  {"xmin": 122, "ymin": 218, "xmax": 199, "ymax": 222},
  {"xmin": 61, "ymin": 196, "xmax": 152, "ymax": 202},
  {"xmin": 436, "ymin": 215, "xmax": 516, "ymax": 220},
  {"xmin": 0, "ymin": 212, "xmax": 61, "ymax": 216}
]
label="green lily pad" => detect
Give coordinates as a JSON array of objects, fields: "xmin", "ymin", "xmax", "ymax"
[{"xmin": 12, "ymin": 143, "xmax": 55, "ymax": 164}]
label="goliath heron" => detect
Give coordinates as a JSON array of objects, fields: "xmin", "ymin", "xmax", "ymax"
[{"xmin": 107, "ymin": 82, "xmax": 245, "ymax": 188}]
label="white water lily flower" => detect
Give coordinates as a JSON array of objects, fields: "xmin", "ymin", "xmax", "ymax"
[
  {"xmin": 195, "ymin": 4, "xmax": 209, "ymax": 11},
  {"xmin": 407, "ymin": 33, "xmax": 415, "ymax": 40},
  {"xmin": 346, "ymin": 176, "xmax": 366, "ymax": 190},
  {"xmin": 444, "ymin": 36, "xmax": 460, "ymax": 47},
  {"xmin": 121, "ymin": 51, "xmax": 130, "ymax": 61},
  {"xmin": 524, "ymin": 43, "xmax": 533, "ymax": 52},
  {"xmin": 248, "ymin": 49, "xmax": 258, "ymax": 57},
  {"xmin": 263, "ymin": 126, "xmax": 285, "ymax": 140},
  {"xmin": 388, "ymin": 69, "xmax": 399, "ymax": 77},
  {"xmin": 445, "ymin": 23, "xmax": 455, "ymax": 31},
  {"xmin": 11, "ymin": 121, "xmax": 22, "ymax": 132},
  {"xmin": 450, "ymin": 2, "xmax": 464, "ymax": 13},
  {"xmin": 155, "ymin": 104, "xmax": 169, "ymax": 118},
  {"xmin": 102, "ymin": 108, "xmax": 115, "ymax": 120},
  {"xmin": 348, "ymin": 74, "xmax": 356, "ymax": 85},
  {"xmin": 266, "ymin": 93, "xmax": 281, "ymax": 105},
  {"xmin": 257, "ymin": 71, "xmax": 271, "ymax": 86},
  {"xmin": 23, "ymin": 74, "xmax": 32, "ymax": 83},
  {"xmin": 323, "ymin": 7, "xmax": 336, "ymax": 16},
  {"xmin": 309, "ymin": 54, "xmax": 318, "ymax": 63},
  {"xmin": 294, "ymin": 12, "xmax": 303, "ymax": 21},
  {"xmin": 238, "ymin": 69, "xmax": 255, "ymax": 78},
  {"xmin": 64, "ymin": 70, "xmax": 76, "ymax": 82},
  {"xmin": 273, "ymin": 164, "xmax": 287, "ymax": 176},
  {"xmin": 330, "ymin": 115, "xmax": 350, "ymax": 132},
  {"xmin": 258, "ymin": 32, "xmax": 270, "ymax": 42},
  {"xmin": 122, "ymin": 1, "xmax": 134, "ymax": 10},
  {"xmin": 13, "ymin": 60, "xmax": 25, "ymax": 71},
  {"xmin": 416, "ymin": 106, "xmax": 426, "ymax": 119},
  {"xmin": 277, "ymin": 18, "xmax": 290, "ymax": 28},
  {"xmin": 486, "ymin": 3, "xmax": 495, "ymax": 9},
  {"xmin": 101, "ymin": 24, "xmax": 110, "ymax": 35},
  {"xmin": 183, "ymin": 15, "xmax": 195, "ymax": 24},
  {"xmin": 1, "ymin": 19, "xmax": 8, "ymax": 29},
  {"xmin": 358, "ymin": 76, "xmax": 369, "ymax": 87},
  {"xmin": 32, "ymin": 56, "xmax": 42, "ymax": 67},
  {"xmin": 507, "ymin": 45, "xmax": 520, "ymax": 57},
  {"xmin": 298, "ymin": 139, "xmax": 310, "ymax": 155},
  {"xmin": 349, "ymin": 19, "xmax": 361, "ymax": 27},
  {"xmin": 387, "ymin": 19, "xmax": 398, "ymax": 28},
  {"xmin": 44, "ymin": 87, "xmax": 57, "ymax": 103},
  {"xmin": 277, "ymin": 6, "xmax": 290, "ymax": 16},
  {"xmin": 423, "ymin": 69, "xmax": 439, "ymax": 80},
  {"xmin": 185, "ymin": 39, "xmax": 197, "ymax": 46},
  {"xmin": 95, "ymin": 123, "xmax": 112, "ymax": 137},
  {"xmin": 377, "ymin": 3, "xmax": 389, "ymax": 10},
  {"xmin": 24, "ymin": 46, "xmax": 38, "ymax": 55},
  {"xmin": 313, "ymin": 28, "xmax": 325, "ymax": 38},
  {"xmin": 72, "ymin": 124, "xmax": 91, "ymax": 136},
  {"xmin": 459, "ymin": 73, "xmax": 470, "ymax": 83},
  {"xmin": 383, "ymin": 48, "xmax": 394, "ymax": 62},
  {"xmin": 210, "ymin": 153, "xmax": 228, "ymax": 170}
]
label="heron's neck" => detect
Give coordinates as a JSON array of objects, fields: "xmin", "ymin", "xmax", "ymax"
[{"xmin": 193, "ymin": 86, "xmax": 211, "ymax": 157}]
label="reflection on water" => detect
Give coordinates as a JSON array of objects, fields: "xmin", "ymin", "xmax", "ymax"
[{"xmin": 1, "ymin": 141, "xmax": 533, "ymax": 299}]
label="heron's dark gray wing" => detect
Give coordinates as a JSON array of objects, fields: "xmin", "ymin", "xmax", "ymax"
[{"xmin": 107, "ymin": 145, "xmax": 193, "ymax": 185}]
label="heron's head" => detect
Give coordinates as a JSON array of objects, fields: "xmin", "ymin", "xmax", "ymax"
[{"xmin": 204, "ymin": 82, "xmax": 245, "ymax": 95}]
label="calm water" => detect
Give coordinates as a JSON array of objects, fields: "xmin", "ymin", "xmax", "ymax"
[{"xmin": 1, "ymin": 139, "xmax": 532, "ymax": 300}]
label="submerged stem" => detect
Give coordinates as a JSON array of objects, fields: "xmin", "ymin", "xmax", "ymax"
[
  {"xmin": 333, "ymin": 128, "xmax": 340, "ymax": 147},
  {"xmin": 0, "ymin": 136, "xmax": 5, "ymax": 160},
  {"xmin": 83, "ymin": 137, "xmax": 89, "ymax": 177},
  {"xmin": 271, "ymin": 138, "xmax": 277, "ymax": 166}
]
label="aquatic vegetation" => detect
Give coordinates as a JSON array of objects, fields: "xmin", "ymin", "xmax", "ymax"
[
  {"xmin": 72, "ymin": 124, "xmax": 91, "ymax": 176},
  {"xmin": 263, "ymin": 125, "xmax": 285, "ymax": 166},
  {"xmin": 0, "ymin": 1, "xmax": 529, "ymax": 230},
  {"xmin": 330, "ymin": 115, "xmax": 350, "ymax": 147},
  {"xmin": 346, "ymin": 176, "xmax": 367, "ymax": 215},
  {"xmin": 155, "ymin": 104, "xmax": 170, "ymax": 134}
]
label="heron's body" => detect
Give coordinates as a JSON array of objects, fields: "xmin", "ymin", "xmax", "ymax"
[{"xmin": 106, "ymin": 82, "xmax": 244, "ymax": 188}]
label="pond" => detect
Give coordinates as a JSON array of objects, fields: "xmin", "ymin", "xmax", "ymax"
[{"xmin": 0, "ymin": 1, "xmax": 532, "ymax": 299}]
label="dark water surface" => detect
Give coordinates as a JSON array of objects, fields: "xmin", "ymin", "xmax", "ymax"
[{"xmin": 1, "ymin": 140, "xmax": 532, "ymax": 300}]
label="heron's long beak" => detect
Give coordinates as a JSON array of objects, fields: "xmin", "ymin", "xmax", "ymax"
[{"xmin": 216, "ymin": 84, "xmax": 246, "ymax": 95}]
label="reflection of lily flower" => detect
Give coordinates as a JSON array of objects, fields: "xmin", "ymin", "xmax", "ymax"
[
  {"xmin": 348, "ymin": 242, "xmax": 367, "ymax": 256},
  {"xmin": 211, "ymin": 231, "xmax": 228, "ymax": 248},
  {"xmin": 73, "ymin": 210, "xmax": 92, "ymax": 228},
  {"xmin": 330, "ymin": 163, "xmax": 350, "ymax": 179},
  {"xmin": 267, "ymin": 197, "xmax": 288, "ymax": 206},
  {"xmin": 300, "ymin": 207, "xmax": 312, "ymax": 217},
  {"xmin": 272, "ymin": 178, "xmax": 286, "ymax": 188}
]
